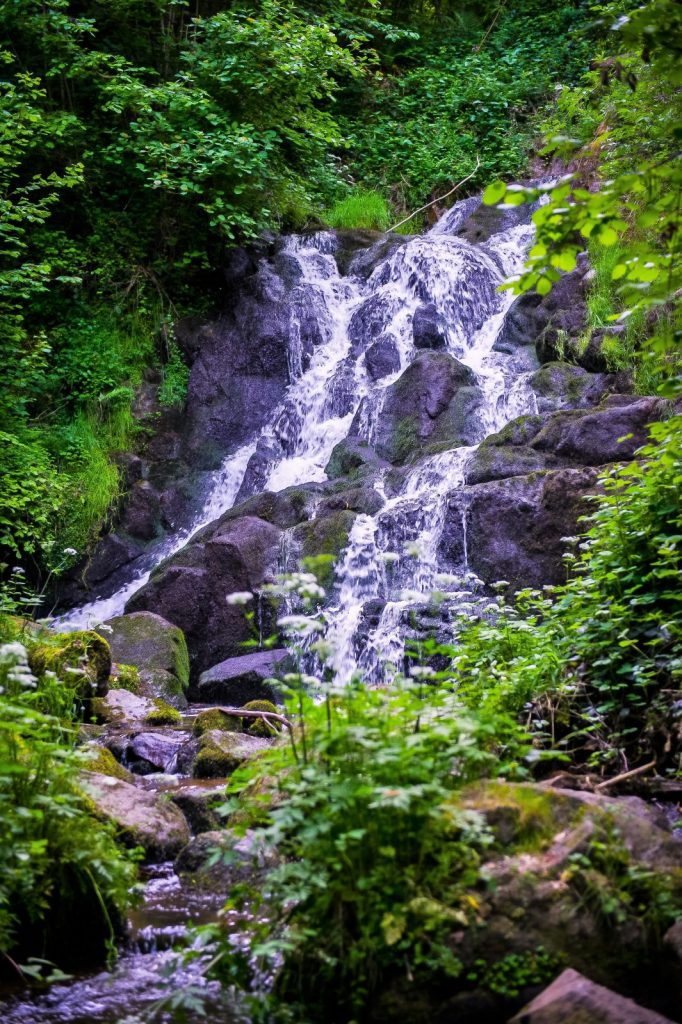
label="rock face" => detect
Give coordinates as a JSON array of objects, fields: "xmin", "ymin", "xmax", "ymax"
[
  {"xmin": 442, "ymin": 467, "xmax": 601, "ymax": 591},
  {"xmin": 99, "ymin": 612, "xmax": 190, "ymax": 708},
  {"xmin": 508, "ymin": 969, "xmax": 678, "ymax": 1024},
  {"xmin": 372, "ymin": 352, "xmax": 483, "ymax": 464},
  {"xmin": 81, "ymin": 772, "xmax": 190, "ymax": 861},
  {"xmin": 126, "ymin": 514, "xmax": 282, "ymax": 677},
  {"xmin": 197, "ymin": 649, "xmax": 289, "ymax": 705}
]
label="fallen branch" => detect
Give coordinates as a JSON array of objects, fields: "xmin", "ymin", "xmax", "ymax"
[
  {"xmin": 386, "ymin": 155, "xmax": 481, "ymax": 234},
  {"xmin": 594, "ymin": 758, "xmax": 657, "ymax": 792}
]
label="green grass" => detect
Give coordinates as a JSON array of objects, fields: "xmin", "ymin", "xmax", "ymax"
[{"xmin": 324, "ymin": 190, "xmax": 392, "ymax": 231}]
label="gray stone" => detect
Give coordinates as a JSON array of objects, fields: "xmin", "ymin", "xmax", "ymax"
[
  {"xmin": 412, "ymin": 303, "xmax": 447, "ymax": 349},
  {"xmin": 99, "ymin": 611, "xmax": 190, "ymax": 708},
  {"xmin": 193, "ymin": 729, "xmax": 273, "ymax": 778},
  {"xmin": 80, "ymin": 771, "xmax": 190, "ymax": 861},
  {"xmin": 365, "ymin": 335, "xmax": 401, "ymax": 380},
  {"xmin": 197, "ymin": 649, "xmax": 289, "ymax": 705},
  {"xmin": 508, "ymin": 968, "xmax": 677, "ymax": 1024}
]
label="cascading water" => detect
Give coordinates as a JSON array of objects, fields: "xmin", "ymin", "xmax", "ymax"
[{"xmin": 61, "ymin": 199, "xmax": 536, "ymax": 683}]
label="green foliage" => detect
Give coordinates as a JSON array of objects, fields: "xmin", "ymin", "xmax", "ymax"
[
  {"xmin": 158, "ymin": 340, "xmax": 190, "ymax": 408},
  {"xmin": 0, "ymin": 637, "xmax": 138, "ymax": 961},
  {"xmin": 467, "ymin": 947, "xmax": 561, "ymax": 999},
  {"xmin": 324, "ymin": 190, "xmax": 391, "ymax": 231},
  {"xmin": 483, "ymin": 0, "xmax": 681, "ymax": 393},
  {"xmin": 183, "ymin": 569, "xmax": 528, "ymax": 1021}
]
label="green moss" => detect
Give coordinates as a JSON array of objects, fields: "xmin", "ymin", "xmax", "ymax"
[
  {"xmin": 295, "ymin": 509, "xmax": 356, "ymax": 587},
  {"xmin": 29, "ymin": 630, "xmax": 112, "ymax": 694},
  {"xmin": 242, "ymin": 699, "xmax": 280, "ymax": 737},
  {"xmin": 143, "ymin": 698, "xmax": 182, "ymax": 726},
  {"xmin": 81, "ymin": 744, "xmax": 133, "ymax": 782},
  {"xmin": 193, "ymin": 708, "xmax": 241, "ymax": 737},
  {"xmin": 113, "ymin": 663, "xmax": 141, "ymax": 693},
  {"xmin": 392, "ymin": 416, "xmax": 419, "ymax": 465}
]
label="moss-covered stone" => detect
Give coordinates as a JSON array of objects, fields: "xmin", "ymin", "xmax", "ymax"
[
  {"xmin": 242, "ymin": 699, "xmax": 280, "ymax": 737},
  {"xmin": 29, "ymin": 630, "xmax": 111, "ymax": 698},
  {"xmin": 193, "ymin": 730, "xmax": 272, "ymax": 779},
  {"xmin": 193, "ymin": 707, "xmax": 242, "ymax": 737},
  {"xmin": 143, "ymin": 698, "xmax": 183, "ymax": 726},
  {"xmin": 99, "ymin": 611, "xmax": 190, "ymax": 691},
  {"xmin": 80, "ymin": 743, "xmax": 133, "ymax": 783}
]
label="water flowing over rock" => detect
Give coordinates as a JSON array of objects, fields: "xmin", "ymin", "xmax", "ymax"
[{"xmin": 58, "ymin": 195, "xmax": 664, "ymax": 684}]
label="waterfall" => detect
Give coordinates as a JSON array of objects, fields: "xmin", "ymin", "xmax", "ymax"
[{"xmin": 61, "ymin": 200, "xmax": 536, "ymax": 681}]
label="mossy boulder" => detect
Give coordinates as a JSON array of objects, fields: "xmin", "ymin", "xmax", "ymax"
[
  {"xmin": 79, "ymin": 742, "xmax": 133, "ymax": 783},
  {"xmin": 242, "ymin": 699, "xmax": 280, "ymax": 737},
  {"xmin": 91, "ymin": 687, "xmax": 156, "ymax": 726},
  {"xmin": 29, "ymin": 630, "xmax": 111, "ymax": 699},
  {"xmin": 80, "ymin": 771, "xmax": 190, "ymax": 861},
  {"xmin": 99, "ymin": 612, "xmax": 189, "ymax": 708},
  {"xmin": 143, "ymin": 698, "xmax": 182, "ymax": 726},
  {"xmin": 193, "ymin": 707, "xmax": 242, "ymax": 737},
  {"xmin": 170, "ymin": 781, "xmax": 227, "ymax": 834},
  {"xmin": 193, "ymin": 730, "xmax": 273, "ymax": 779}
]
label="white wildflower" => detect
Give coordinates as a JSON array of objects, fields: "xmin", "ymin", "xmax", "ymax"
[{"xmin": 226, "ymin": 591, "xmax": 253, "ymax": 606}]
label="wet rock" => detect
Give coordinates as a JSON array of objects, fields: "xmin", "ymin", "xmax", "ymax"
[
  {"xmin": 412, "ymin": 303, "xmax": 447, "ymax": 350},
  {"xmin": 442, "ymin": 467, "xmax": 600, "ymax": 592},
  {"xmin": 291, "ymin": 509, "xmax": 357, "ymax": 586},
  {"xmin": 223, "ymin": 487, "xmax": 312, "ymax": 530},
  {"xmin": 127, "ymin": 731, "xmax": 188, "ymax": 775},
  {"xmin": 529, "ymin": 362, "xmax": 621, "ymax": 413},
  {"xmin": 580, "ymin": 324, "xmax": 626, "ymax": 373},
  {"xmin": 170, "ymin": 781, "xmax": 227, "ymax": 834},
  {"xmin": 235, "ymin": 438, "xmax": 282, "ymax": 502},
  {"xmin": 316, "ymin": 484, "xmax": 384, "ymax": 518},
  {"xmin": 365, "ymin": 335, "xmax": 401, "ymax": 381},
  {"xmin": 192, "ymin": 707, "xmax": 242, "ymax": 737},
  {"xmin": 373, "ymin": 352, "xmax": 484, "ymax": 464},
  {"xmin": 125, "ymin": 515, "xmax": 282, "ymax": 677},
  {"xmin": 325, "ymin": 437, "xmax": 388, "ymax": 480},
  {"xmin": 92, "ymin": 687, "xmax": 156, "ymax": 725},
  {"xmin": 196, "ymin": 649, "xmax": 289, "ymax": 705},
  {"xmin": 530, "ymin": 397, "xmax": 667, "ymax": 465},
  {"xmin": 508, "ymin": 968, "xmax": 677, "ymax": 1024},
  {"xmin": 81, "ymin": 771, "xmax": 190, "ymax": 860},
  {"xmin": 337, "ymin": 230, "xmax": 409, "ymax": 279},
  {"xmin": 348, "ymin": 293, "xmax": 399, "ymax": 354},
  {"xmin": 99, "ymin": 612, "xmax": 190, "ymax": 709},
  {"xmin": 174, "ymin": 828, "xmax": 277, "ymax": 888},
  {"xmin": 193, "ymin": 730, "xmax": 273, "ymax": 778},
  {"xmin": 455, "ymin": 200, "xmax": 531, "ymax": 245},
  {"xmin": 178, "ymin": 255, "xmax": 299, "ymax": 469},
  {"xmin": 82, "ymin": 533, "xmax": 144, "ymax": 586},
  {"xmin": 464, "ymin": 443, "xmax": 560, "ymax": 485},
  {"xmin": 119, "ymin": 481, "xmax": 162, "ymax": 542}
]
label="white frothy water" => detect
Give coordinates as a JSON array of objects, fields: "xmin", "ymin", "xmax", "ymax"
[{"xmin": 61, "ymin": 201, "xmax": 536, "ymax": 679}]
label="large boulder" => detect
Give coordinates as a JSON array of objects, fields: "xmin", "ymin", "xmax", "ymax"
[
  {"xmin": 196, "ymin": 649, "xmax": 289, "ymax": 705},
  {"xmin": 530, "ymin": 397, "xmax": 666, "ymax": 465},
  {"xmin": 80, "ymin": 772, "xmax": 190, "ymax": 861},
  {"xmin": 126, "ymin": 514, "xmax": 282, "ymax": 677},
  {"xmin": 412, "ymin": 303, "xmax": 447, "ymax": 350},
  {"xmin": 99, "ymin": 611, "xmax": 190, "ymax": 708},
  {"xmin": 441, "ymin": 466, "xmax": 601, "ymax": 592},
  {"xmin": 529, "ymin": 362, "xmax": 625, "ymax": 413},
  {"xmin": 509, "ymin": 969, "xmax": 678, "ymax": 1024},
  {"xmin": 193, "ymin": 730, "xmax": 273, "ymax": 778},
  {"xmin": 372, "ymin": 352, "xmax": 484, "ymax": 464}
]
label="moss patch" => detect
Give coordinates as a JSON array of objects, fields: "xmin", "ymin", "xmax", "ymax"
[
  {"xmin": 143, "ymin": 698, "xmax": 182, "ymax": 726},
  {"xmin": 193, "ymin": 708, "xmax": 242, "ymax": 737},
  {"xmin": 242, "ymin": 699, "xmax": 280, "ymax": 737},
  {"xmin": 293, "ymin": 509, "xmax": 356, "ymax": 587},
  {"xmin": 112, "ymin": 663, "xmax": 141, "ymax": 693},
  {"xmin": 81, "ymin": 744, "xmax": 133, "ymax": 782},
  {"xmin": 29, "ymin": 630, "xmax": 111, "ymax": 696}
]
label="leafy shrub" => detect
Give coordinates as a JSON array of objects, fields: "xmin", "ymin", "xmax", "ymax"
[{"xmin": 0, "ymin": 638, "xmax": 138, "ymax": 964}]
